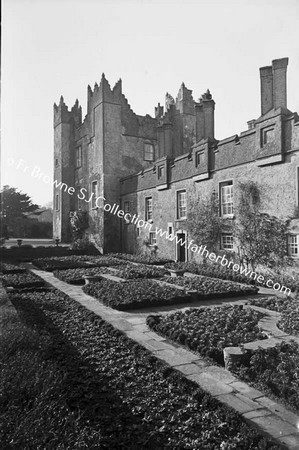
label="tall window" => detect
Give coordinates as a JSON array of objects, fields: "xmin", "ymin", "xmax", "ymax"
[
  {"xmin": 288, "ymin": 235, "xmax": 299, "ymax": 257},
  {"xmin": 145, "ymin": 197, "xmax": 152, "ymax": 221},
  {"xmin": 124, "ymin": 201, "xmax": 130, "ymax": 214},
  {"xmin": 76, "ymin": 146, "xmax": 82, "ymax": 168},
  {"xmin": 144, "ymin": 143, "xmax": 154, "ymax": 161},
  {"xmin": 177, "ymin": 190, "xmax": 187, "ymax": 219},
  {"xmin": 55, "ymin": 194, "xmax": 59, "ymax": 211},
  {"xmin": 76, "ymin": 186, "xmax": 81, "ymax": 210},
  {"xmin": 91, "ymin": 181, "xmax": 98, "ymax": 209},
  {"xmin": 149, "ymin": 232, "xmax": 157, "ymax": 245},
  {"xmin": 221, "ymin": 233, "xmax": 234, "ymax": 251},
  {"xmin": 220, "ymin": 181, "xmax": 233, "ymax": 217}
]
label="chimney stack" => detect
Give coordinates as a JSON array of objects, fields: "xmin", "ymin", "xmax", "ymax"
[
  {"xmin": 272, "ymin": 57, "xmax": 288, "ymax": 109},
  {"xmin": 196, "ymin": 90, "xmax": 215, "ymax": 140},
  {"xmin": 260, "ymin": 57, "xmax": 289, "ymax": 115}
]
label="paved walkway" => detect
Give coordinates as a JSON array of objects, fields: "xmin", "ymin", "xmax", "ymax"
[{"xmin": 26, "ymin": 264, "xmax": 299, "ymax": 449}]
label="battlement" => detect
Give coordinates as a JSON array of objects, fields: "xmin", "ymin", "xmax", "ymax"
[{"xmin": 53, "ymin": 96, "xmax": 82, "ymax": 128}]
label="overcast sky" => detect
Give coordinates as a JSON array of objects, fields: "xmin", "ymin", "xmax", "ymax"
[{"xmin": 2, "ymin": 0, "xmax": 299, "ymax": 206}]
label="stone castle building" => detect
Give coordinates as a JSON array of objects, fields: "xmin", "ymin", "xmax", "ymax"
[{"xmin": 53, "ymin": 58, "xmax": 299, "ymax": 261}]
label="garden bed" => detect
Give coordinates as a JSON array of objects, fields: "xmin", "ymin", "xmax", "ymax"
[
  {"xmin": 164, "ymin": 262, "xmax": 299, "ymax": 293},
  {"xmin": 32, "ymin": 255, "xmax": 124, "ymax": 271},
  {"xmin": 165, "ymin": 261, "xmax": 255, "ymax": 285},
  {"xmin": 113, "ymin": 265, "xmax": 167, "ymax": 279},
  {"xmin": 83, "ymin": 278, "xmax": 191, "ymax": 310},
  {"xmin": 2, "ymin": 287, "xmax": 280, "ymax": 449},
  {"xmin": 53, "ymin": 267, "xmax": 111, "ymax": 285},
  {"xmin": 1, "ymin": 245, "xmax": 100, "ymax": 261},
  {"xmin": 247, "ymin": 296, "xmax": 299, "ymax": 336},
  {"xmin": 147, "ymin": 306, "xmax": 266, "ymax": 366},
  {"xmin": 1, "ymin": 271, "xmax": 46, "ymax": 289},
  {"xmin": 0, "ymin": 261, "xmax": 26, "ymax": 274},
  {"xmin": 109, "ymin": 252, "xmax": 172, "ymax": 265},
  {"xmin": 162, "ymin": 275, "xmax": 258, "ymax": 298},
  {"xmin": 237, "ymin": 341, "xmax": 299, "ymax": 411}
]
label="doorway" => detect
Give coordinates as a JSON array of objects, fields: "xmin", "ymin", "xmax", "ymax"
[{"xmin": 176, "ymin": 231, "xmax": 187, "ymax": 262}]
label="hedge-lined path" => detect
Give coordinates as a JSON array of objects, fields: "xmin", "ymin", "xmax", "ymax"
[{"xmin": 26, "ymin": 264, "xmax": 299, "ymax": 449}]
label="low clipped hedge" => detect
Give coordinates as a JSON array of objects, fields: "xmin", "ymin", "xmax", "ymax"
[
  {"xmin": 32, "ymin": 255, "xmax": 123, "ymax": 272},
  {"xmin": 53, "ymin": 267, "xmax": 111, "ymax": 285},
  {"xmin": 83, "ymin": 278, "xmax": 191, "ymax": 310},
  {"xmin": 4, "ymin": 288, "xmax": 281, "ymax": 448},
  {"xmin": 162, "ymin": 275, "xmax": 258, "ymax": 298},
  {"xmin": 147, "ymin": 306, "xmax": 266, "ymax": 366},
  {"xmin": 247, "ymin": 296, "xmax": 299, "ymax": 336},
  {"xmin": 1, "ymin": 271, "xmax": 45, "ymax": 289}
]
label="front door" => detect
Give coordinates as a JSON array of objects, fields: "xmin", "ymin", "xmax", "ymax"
[{"xmin": 176, "ymin": 232, "xmax": 186, "ymax": 262}]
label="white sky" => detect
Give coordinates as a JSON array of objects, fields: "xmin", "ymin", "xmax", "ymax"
[{"xmin": 2, "ymin": 0, "xmax": 299, "ymax": 206}]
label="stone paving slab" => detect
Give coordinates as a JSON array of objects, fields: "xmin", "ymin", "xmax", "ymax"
[
  {"xmin": 187, "ymin": 373, "xmax": 234, "ymax": 396},
  {"xmin": 229, "ymin": 381, "xmax": 264, "ymax": 399},
  {"xmin": 25, "ymin": 265, "xmax": 299, "ymax": 448},
  {"xmin": 216, "ymin": 393, "xmax": 262, "ymax": 414},
  {"xmin": 277, "ymin": 434, "xmax": 299, "ymax": 450},
  {"xmin": 153, "ymin": 348, "xmax": 200, "ymax": 366},
  {"xmin": 243, "ymin": 409, "xmax": 272, "ymax": 419},
  {"xmin": 256, "ymin": 397, "xmax": 299, "ymax": 427},
  {"xmin": 203, "ymin": 365, "xmax": 238, "ymax": 384},
  {"xmin": 249, "ymin": 415, "xmax": 297, "ymax": 439},
  {"xmin": 173, "ymin": 363, "xmax": 206, "ymax": 376}
]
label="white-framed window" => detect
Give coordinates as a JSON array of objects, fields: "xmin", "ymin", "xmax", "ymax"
[
  {"xmin": 76, "ymin": 146, "xmax": 82, "ymax": 168},
  {"xmin": 145, "ymin": 197, "xmax": 153, "ymax": 221},
  {"xmin": 144, "ymin": 143, "xmax": 154, "ymax": 161},
  {"xmin": 91, "ymin": 181, "xmax": 98, "ymax": 209},
  {"xmin": 221, "ymin": 233, "xmax": 234, "ymax": 251},
  {"xmin": 55, "ymin": 194, "xmax": 59, "ymax": 211},
  {"xmin": 288, "ymin": 235, "xmax": 299, "ymax": 257},
  {"xmin": 177, "ymin": 190, "xmax": 187, "ymax": 220},
  {"xmin": 149, "ymin": 231, "xmax": 157, "ymax": 245},
  {"xmin": 158, "ymin": 165, "xmax": 164, "ymax": 178},
  {"xmin": 220, "ymin": 181, "xmax": 233, "ymax": 217},
  {"xmin": 124, "ymin": 201, "xmax": 130, "ymax": 214},
  {"xmin": 168, "ymin": 222, "xmax": 173, "ymax": 237}
]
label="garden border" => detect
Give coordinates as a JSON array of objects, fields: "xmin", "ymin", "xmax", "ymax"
[{"xmin": 23, "ymin": 263, "xmax": 299, "ymax": 449}]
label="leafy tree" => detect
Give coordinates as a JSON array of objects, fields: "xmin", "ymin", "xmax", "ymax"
[
  {"xmin": 235, "ymin": 181, "xmax": 288, "ymax": 271},
  {"xmin": 187, "ymin": 190, "xmax": 224, "ymax": 252},
  {"xmin": 0, "ymin": 185, "xmax": 39, "ymax": 237}
]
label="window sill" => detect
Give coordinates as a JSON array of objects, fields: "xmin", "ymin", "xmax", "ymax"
[{"xmin": 222, "ymin": 214, "xmax": 234, "ymax": 219}]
